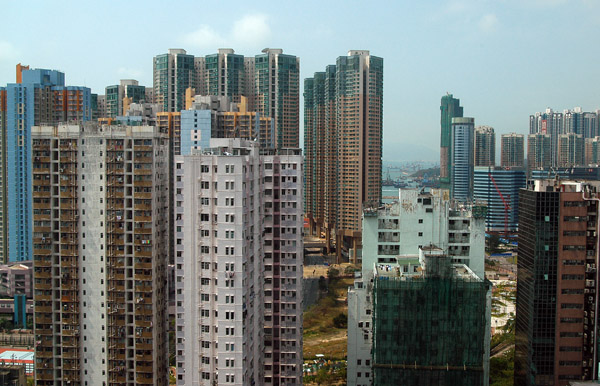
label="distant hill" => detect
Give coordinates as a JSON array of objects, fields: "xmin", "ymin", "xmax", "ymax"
[{"xmin": 411, "ymin": 167, "xmax": 440, "ymax": 178}]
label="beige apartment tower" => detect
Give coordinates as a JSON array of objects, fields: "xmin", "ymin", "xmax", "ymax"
[
  {"xmin": 474, "ymin": 126, "xmax": 495, "ymax": 167},
  {"xmin": 527, "ymin": 133, "xmax": 552, "ymax": 170},
  {"xmin": 33, "ymin": 123, "xmax": 169, "ymax": 386},
  {"xmin": 304, "ymin": 51, "xmax": 383, "ymax": 263},
  {"xmin": 501, "ymin": 133, "xmax": 524, "ymax": 168},
  {"xmin": 558, "ymin": 132, "xmax": 584, "ymax": 167}
]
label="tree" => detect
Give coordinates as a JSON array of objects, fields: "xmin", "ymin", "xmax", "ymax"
[
  {"xmin": 327, "ymin": 267, "xmax": 340, "ymax": 281},
  {"xmin": 487, "ymin": 234, "xmax": 501, "ymax": 254},
  {"xmin": 333, "ymin": 312, "xmax": 347, "ymax": 329}
]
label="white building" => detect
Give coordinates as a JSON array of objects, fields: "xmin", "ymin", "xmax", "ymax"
[
  {"xmin": 347, "ymin": 188, "xmax": 487, "ymax": 386},
  {"xmin": 175, "ymin": 138, "xmax": 303, "ymax": 386}
]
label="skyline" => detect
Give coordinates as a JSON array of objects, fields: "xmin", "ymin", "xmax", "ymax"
[{"xmin": 2, "ymin": 0, "xmax": 600, "ymax": 161}]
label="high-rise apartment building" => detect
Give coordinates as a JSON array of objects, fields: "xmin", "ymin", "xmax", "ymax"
[
  {"xmin": 32, "ymin": 123, "xmax": 169, "ymax": 385},
  {"xmin": 474, "ymin": 126, "xmax": 495, "ymax": 167},
  {"xmin": 154, "ymin": 49, "xmax": 196, "ymax": 113},
  {"xmin": 0, "ymin": 87, "xmax": 6, "ymax": 263},
  {"xmin": 451, "ymin": 117, "xmax": 475, "ymax": 200},
  {"xmin": 304, "ymin": 51, "xmax": 383, "ymax": 262},
  {"xmin": 105, "ymin": 79, "xmax": 147, "ymax": 118},
  {"xmin": 557, "ymin": 132, "xmax": 585, "ymax": 167},
  {"xmin": 254, "ymin": 48, "xmax": 300, "ymax": 149},
  {"xmin": 516, "ymin": 180, "xmax": 600, "ymax": 385},
  {"xmin": 4, "ymin": 67, "xmax": 91, "ymax": 262},
  {"xmin": 563, "ymin": 107, "xmax": 598, "ymax": 138},
  {"xmin": 473, "ymin": 166, "xmax": 526, "ymax": 233},
  {"xmin": 175, "ymin": 139, "xmax": 303, "ymax": 386},
  {"xmin": 501, "ymin": 133, "xmax": 524, "ymax": 168},
  {"xmin": 530, "ymin": 108, "xmax": 599, "ymax": 167},
  {"xmin": 154, "ymin": 48, "xmax": 300, "ymax": 149},
  {"xmin": 304, "ymin": 66, "xmax": 337, "ymax": 254},
  {"xmin": 348, "ymin": 189, "xmax": 488, "ymax": 386},
  {"xmin": 527, "ymin": 133, "xmax": 552, "ymax": 171},
  {"xmin": 196, "ymin": 49, "xmax": 247, "ymax": 103},
  {"xmin": 440, "ymin": 94, "xmax": 464, "ymax": 190},
  {"xmin": 530, "ymin": 108, "xmax": 563, "ymax": 167},
  {"xmin": 180, "ymin": 95, "xmax": 274, "ymax": 153},
  {"xmin": 585, "ymin": 136, "xmax": 600, "ymax": 165}
]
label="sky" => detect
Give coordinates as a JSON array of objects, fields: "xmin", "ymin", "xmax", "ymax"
[{"xmin": 1, "ymin": 0, "xmax": 600, "ymax": 162}]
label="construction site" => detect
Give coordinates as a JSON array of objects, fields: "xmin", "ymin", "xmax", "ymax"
[{"xmin": 371, "ymin": 251, "xmax": 491, "ymax": 386}]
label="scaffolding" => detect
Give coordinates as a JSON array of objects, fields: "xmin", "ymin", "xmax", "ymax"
[{"xmin": 372, "ymin": 258, "xmax": 490, "ymax": 386}]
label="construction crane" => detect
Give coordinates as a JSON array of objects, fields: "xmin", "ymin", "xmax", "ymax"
[{"xmin": 489, "ymin": 173, "xmax": 511, "ymax": 238}]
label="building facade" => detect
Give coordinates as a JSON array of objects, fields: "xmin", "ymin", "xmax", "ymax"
[
  {"xmin": 180, "ymin": 95, "xmax": 274, "ymax": 153},
  {"xmin": 371, "ymin": 248, "xmax": 490, "ymax": 386},
  {"xmin": 0, "ymin": 86, "xmax": 6, "ymax": 263},
  {"xmin": 440, "ymin": 94, "xmax": 464, "ymax": 190},
  {"xmin": 584, "ymin": 137, "xmax": 600, "ymax": 165},
  {"xmin": 474, "ymin": 126, "xmax": 495, "ymax": 167},
  {"xmin": 4, "ymin": 67, "xmax": 91, "ymax": 262},
  {"xmin": 451, "ymin": 117, "xmax": 475, "ymax": 200},
  {"xmin": 473, "ymin": 166, "xmax": 526, "ymax": 233},
  {"xmin": 153, "ymin": 48, "xmax": 300, "ymax": 149},
  {"xmin": 348, "ymin": 189, "xmax": 487, "ymax": 386},
  {"xmin": 153, "ymin": 49, "xmax": 196, "ymax": 113},
  {"xmin": 304, "ymin": 51, "xmax": 383, "ymax": 262},
  {"xmin": 501, "ymin": 133, "xmax": 524, "ymax": 168},
  {"xmin": 557, "ymin": 133, "xmax": 585, "ymax": 167},
  {"xmin": 0, "ymin": 262, "xmax": 32, "ymax": 298},
  {"xmin": 105, "ymin": 79, "xmax": 147, "ymax": 118},
  {"xmin": 516, "ymin": 180, "xmax": 600, "ymax": 385},
  {"xmin": 198, "ymin": 49, "xmax": 247, "ymax": 103},
  {"xmin": 175, "ymin": 139, "xmax": 303, "ymax": 386},
  {"xmin": 530, "ymin": 108, "xmax": 599, "ymax": 167},
  {"xmin": 254, "ymin": 49, "xmax": 300, "ymax": 149},
  {"xmin": 527, "ymin": 133, "xmax": 552, "ymax": 171},
  {"xmin": 32, "ymin": 123, "xmax": 169, "ymax": 386},
  {"xmin": 304, "ymin": 65, "xmax": 337, "ymax": 254}
]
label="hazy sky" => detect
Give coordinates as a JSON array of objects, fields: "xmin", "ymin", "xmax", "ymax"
[{"xmin": 1, "ymin": 0, "xmax": 600, "ymax": 161}]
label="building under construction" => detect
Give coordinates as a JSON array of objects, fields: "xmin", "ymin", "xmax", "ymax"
[{"xmin": 371, "ymin": 246, "xmax": 491, "ymax": 385}]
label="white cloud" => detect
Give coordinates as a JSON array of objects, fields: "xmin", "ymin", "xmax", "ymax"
[
  {"xmin": 231, "ymin": 14, "xmax": 271, "ymax": 46},
  {"xmin": 182, "ymin": 13, "xmax": 271, "ymax": 50},
  {"xmin": 478, "ymin": 13, "xmax": 499, "ymax": 32},
  {"xmin": 182, "ymin": 25, "xmax": 226, "ymax": 49},
  {"xmin": 0, "ymin": 41, "xmax": 18, "ymax": 62},
  {"xmin": 117, "ymin": 67, "xmax": 144, "ymax": 79}
]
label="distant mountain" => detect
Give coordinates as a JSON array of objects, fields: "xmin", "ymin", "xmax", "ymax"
[
  {"xmin": 411, "ymin": 167, "xmax": 440, "ymax": 178},
  {"xmin": 382, "ymin": 141, "xmax": 438, "ymax": 162}
]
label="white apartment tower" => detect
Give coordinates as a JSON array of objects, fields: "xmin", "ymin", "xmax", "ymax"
[
  {"xmin": 32, "ymin": 123, "xmax": 169, "ymax": 386},
  {"xmin": 175, "ymin": 139, "xmax": 303, "ymax": 386}
]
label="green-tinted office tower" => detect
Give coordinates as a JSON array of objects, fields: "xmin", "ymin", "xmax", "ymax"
[{"xmin": 440, "ymin": 94, "xmax": 463, "ymax": 190}]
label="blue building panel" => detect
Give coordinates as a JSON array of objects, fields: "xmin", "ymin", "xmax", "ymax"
[
  {"xmin": 4, "ymin": 69, "xmax": 90, "ymax": 262},
  {"xmin": 180, "ymin": 110, "xmax": 213, "ymax": 155},
  {"xmin": 473, "ymin": 167, "xmax": 526, "ymax": 233}
]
